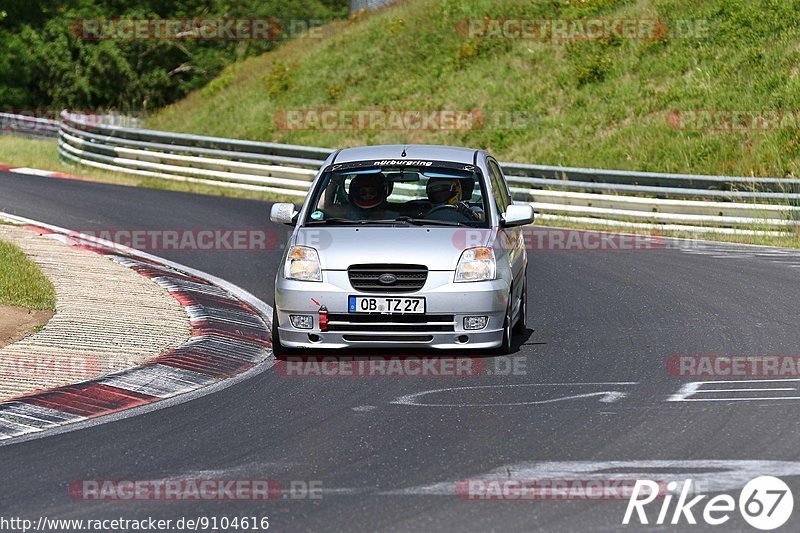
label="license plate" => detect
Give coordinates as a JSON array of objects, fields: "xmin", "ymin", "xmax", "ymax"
[{"xmin": 348, "ymin": 296, "xmax": 425, "ymax": 314}]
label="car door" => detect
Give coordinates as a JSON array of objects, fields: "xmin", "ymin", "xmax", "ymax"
[{"xmin": 487, "ymin": 158, "xmax": 525, "ymax": 307}]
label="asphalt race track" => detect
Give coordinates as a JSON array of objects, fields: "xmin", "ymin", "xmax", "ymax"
[{"xmin": 3, "ymin": 170, "xmax": 800, "ymax": 531}]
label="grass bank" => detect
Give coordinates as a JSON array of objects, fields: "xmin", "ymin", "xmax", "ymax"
[
  {"xmin": 0, "ymin": 238, "xmax": 56, "ymax": 311},
  {"xmin": 148, "ymin": 0, "xmax": 800, "ymax": 178}
]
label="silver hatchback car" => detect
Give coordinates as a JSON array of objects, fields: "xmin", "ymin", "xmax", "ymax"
[{"xmin": 270, "ymin": 144, "xmax": 533, "ymax": 354}]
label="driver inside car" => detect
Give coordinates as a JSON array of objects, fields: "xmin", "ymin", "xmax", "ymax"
[
  {"xmin": 348, "ymin": 173, "xmax": 397, "ymax": 220},
  {"xmin": 425, "ymin": 177, "xmax": 484, "ymax": 221}
]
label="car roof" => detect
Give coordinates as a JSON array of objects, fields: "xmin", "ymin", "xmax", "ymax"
[{"xmin": 332, "ymin": 144, "xmax": 480, "ymax": 165}]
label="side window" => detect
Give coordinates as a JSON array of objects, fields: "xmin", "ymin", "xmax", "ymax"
[
  {"xmin": 487, "ymin": 160, "xmax": 509, "ymax": 213},
  {"xmin": 490, "ymin": 160, "xmax": 512, "ymax": 206}
]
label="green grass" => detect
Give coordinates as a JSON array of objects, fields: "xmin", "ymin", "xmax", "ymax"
[
  {"xmin": 0, "ymin": 136, "xmax": 301, "ymax": 203},
  {"xmin": 0, "ymin": 239, "xmax": 56, "ymax": 310},
  {"xmin": 147, "ymin": 0, "xmax": 800, "ymax": 178}
]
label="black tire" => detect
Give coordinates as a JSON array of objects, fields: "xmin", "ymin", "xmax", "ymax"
[
  {"xmin": 513, "ymin": 277, "xmax": 528, "ymax": 335},
  {"xmin": 496, "ymin": 295, "xmax": 513, "ymax": 355},
  {"xmin": 271, "ymin": 307, "xmax": 289, "ymax": 357}
]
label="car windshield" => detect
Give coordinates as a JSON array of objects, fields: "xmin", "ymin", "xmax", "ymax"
[{"xmin": 303, "ymin": 161, "xmax": 490, "ymax": 227}]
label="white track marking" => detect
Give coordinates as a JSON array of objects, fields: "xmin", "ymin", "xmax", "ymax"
[
  {"xmin": 674, "ymin": 397, "xmax": 800, "ymax": 401},
  {"xmin": 381, "ymin": 460, "xmax": 800, "ymax": 497},
  {"xmin": 693, "ymin": 388, "xmax": 796, "ymax": 393},
  {"xmin": 8, "ymin": 168, "xmax": 56, "ymax": 177},
  {"xmin": 675, "ymin": 240, "xmax": 800, "ymax": 270},
  {"xmin": 392, "ymin": 382, "xmax": 637, "ymax": 407},
  {"xmin": 668, "ymin": 379, "xmax": 800, "ymax": 402}
]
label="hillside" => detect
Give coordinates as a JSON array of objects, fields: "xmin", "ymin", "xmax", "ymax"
[{"xmin": 148, "ymin": 0, "xmax": 800, "ymax": 178}]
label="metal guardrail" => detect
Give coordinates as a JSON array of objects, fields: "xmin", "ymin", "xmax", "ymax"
[
  {"xmin": 51, "ymin": 111, "xmax": 800, "ymax": 235},
  {"xmin": 1, "ymin": 112, "xmax": 142, "ymax": 140},
  {"xmin": 501, "ymin": 162, "xmax": 800, "ymax": 194},
  {"xmin": 0, "ymin": 113, "xmax": 60, "ymax": 140}
]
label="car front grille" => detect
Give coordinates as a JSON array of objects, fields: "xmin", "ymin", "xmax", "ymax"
[
  {"xmin": 347, "ymin": 264, "xmax": 428, "ymax": 293},
  {"xmin": 327, "ymin": 314, "xmax": 455, "ymax": 333}
]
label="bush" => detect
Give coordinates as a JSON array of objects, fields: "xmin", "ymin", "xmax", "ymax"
[{"xmin": 0, "ymin": 0, "xmax": 348, "ymax": 113}]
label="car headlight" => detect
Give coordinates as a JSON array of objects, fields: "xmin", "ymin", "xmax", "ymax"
[
  {"xmin": 285, "ymin": 245, "xmax": 322, "ymax": 281},
  {"xmin": 454, "ymin": 247, "xmax": 496, "ymax": 282}
]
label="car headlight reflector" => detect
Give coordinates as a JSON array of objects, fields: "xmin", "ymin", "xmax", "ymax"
[
  {"xmin": 455, "ymin": 247, "xmax": 496, "ymax": 282},
  {"xmin": 285, "ymin": 245, "xmax": 322, "ymax": 281}
]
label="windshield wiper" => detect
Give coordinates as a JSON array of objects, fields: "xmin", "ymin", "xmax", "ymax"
[
  {"xmin": 390, "ymin": 216, "xmax": 470, "ymax": 227},
  {"xmin": 304, "ymin": 217, "xmax": 471, "ymax": 227},
  {"xmin": 304, "ymin": 218, "xmax": 399, "ymax": 226}
]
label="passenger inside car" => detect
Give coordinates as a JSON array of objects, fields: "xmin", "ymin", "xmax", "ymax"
[{"xmin": 346, "ymin": 173, "xmax": 398, "ymax": 220}]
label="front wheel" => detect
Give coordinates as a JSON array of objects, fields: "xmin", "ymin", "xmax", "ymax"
[
  {"xmin": 495, "ymin": 296, "xmax": 513, "ymax": 355},
  {"xmin": 513, "ymin": 277, "xmax": 528, "ymax": 335},
  {"xmin": 271, "ymin": 307, "xmax": 290, "ymax": 357}
]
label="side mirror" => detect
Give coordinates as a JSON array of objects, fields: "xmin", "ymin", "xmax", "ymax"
[
  {"xmin": 270, "ymin": 203, "xmax": 299, "ymax": 225},
  {"xmin": 502, "ymin": 204, "xmax": 535, "ymax": 227}
]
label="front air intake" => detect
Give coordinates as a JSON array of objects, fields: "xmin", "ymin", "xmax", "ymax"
[{"xmin": 347, "ymin": 264, "xmax": 428, "ymax": 293}]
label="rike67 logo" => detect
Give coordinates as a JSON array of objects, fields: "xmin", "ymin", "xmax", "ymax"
[{"xmin": 623, "ymin": 476, "xmax": 793, "ymax": 530}]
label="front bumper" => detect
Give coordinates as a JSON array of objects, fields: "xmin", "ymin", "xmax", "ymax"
[{"xmin": 275, "ymin": 270, "xmax": 509, "ymax": 350}]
